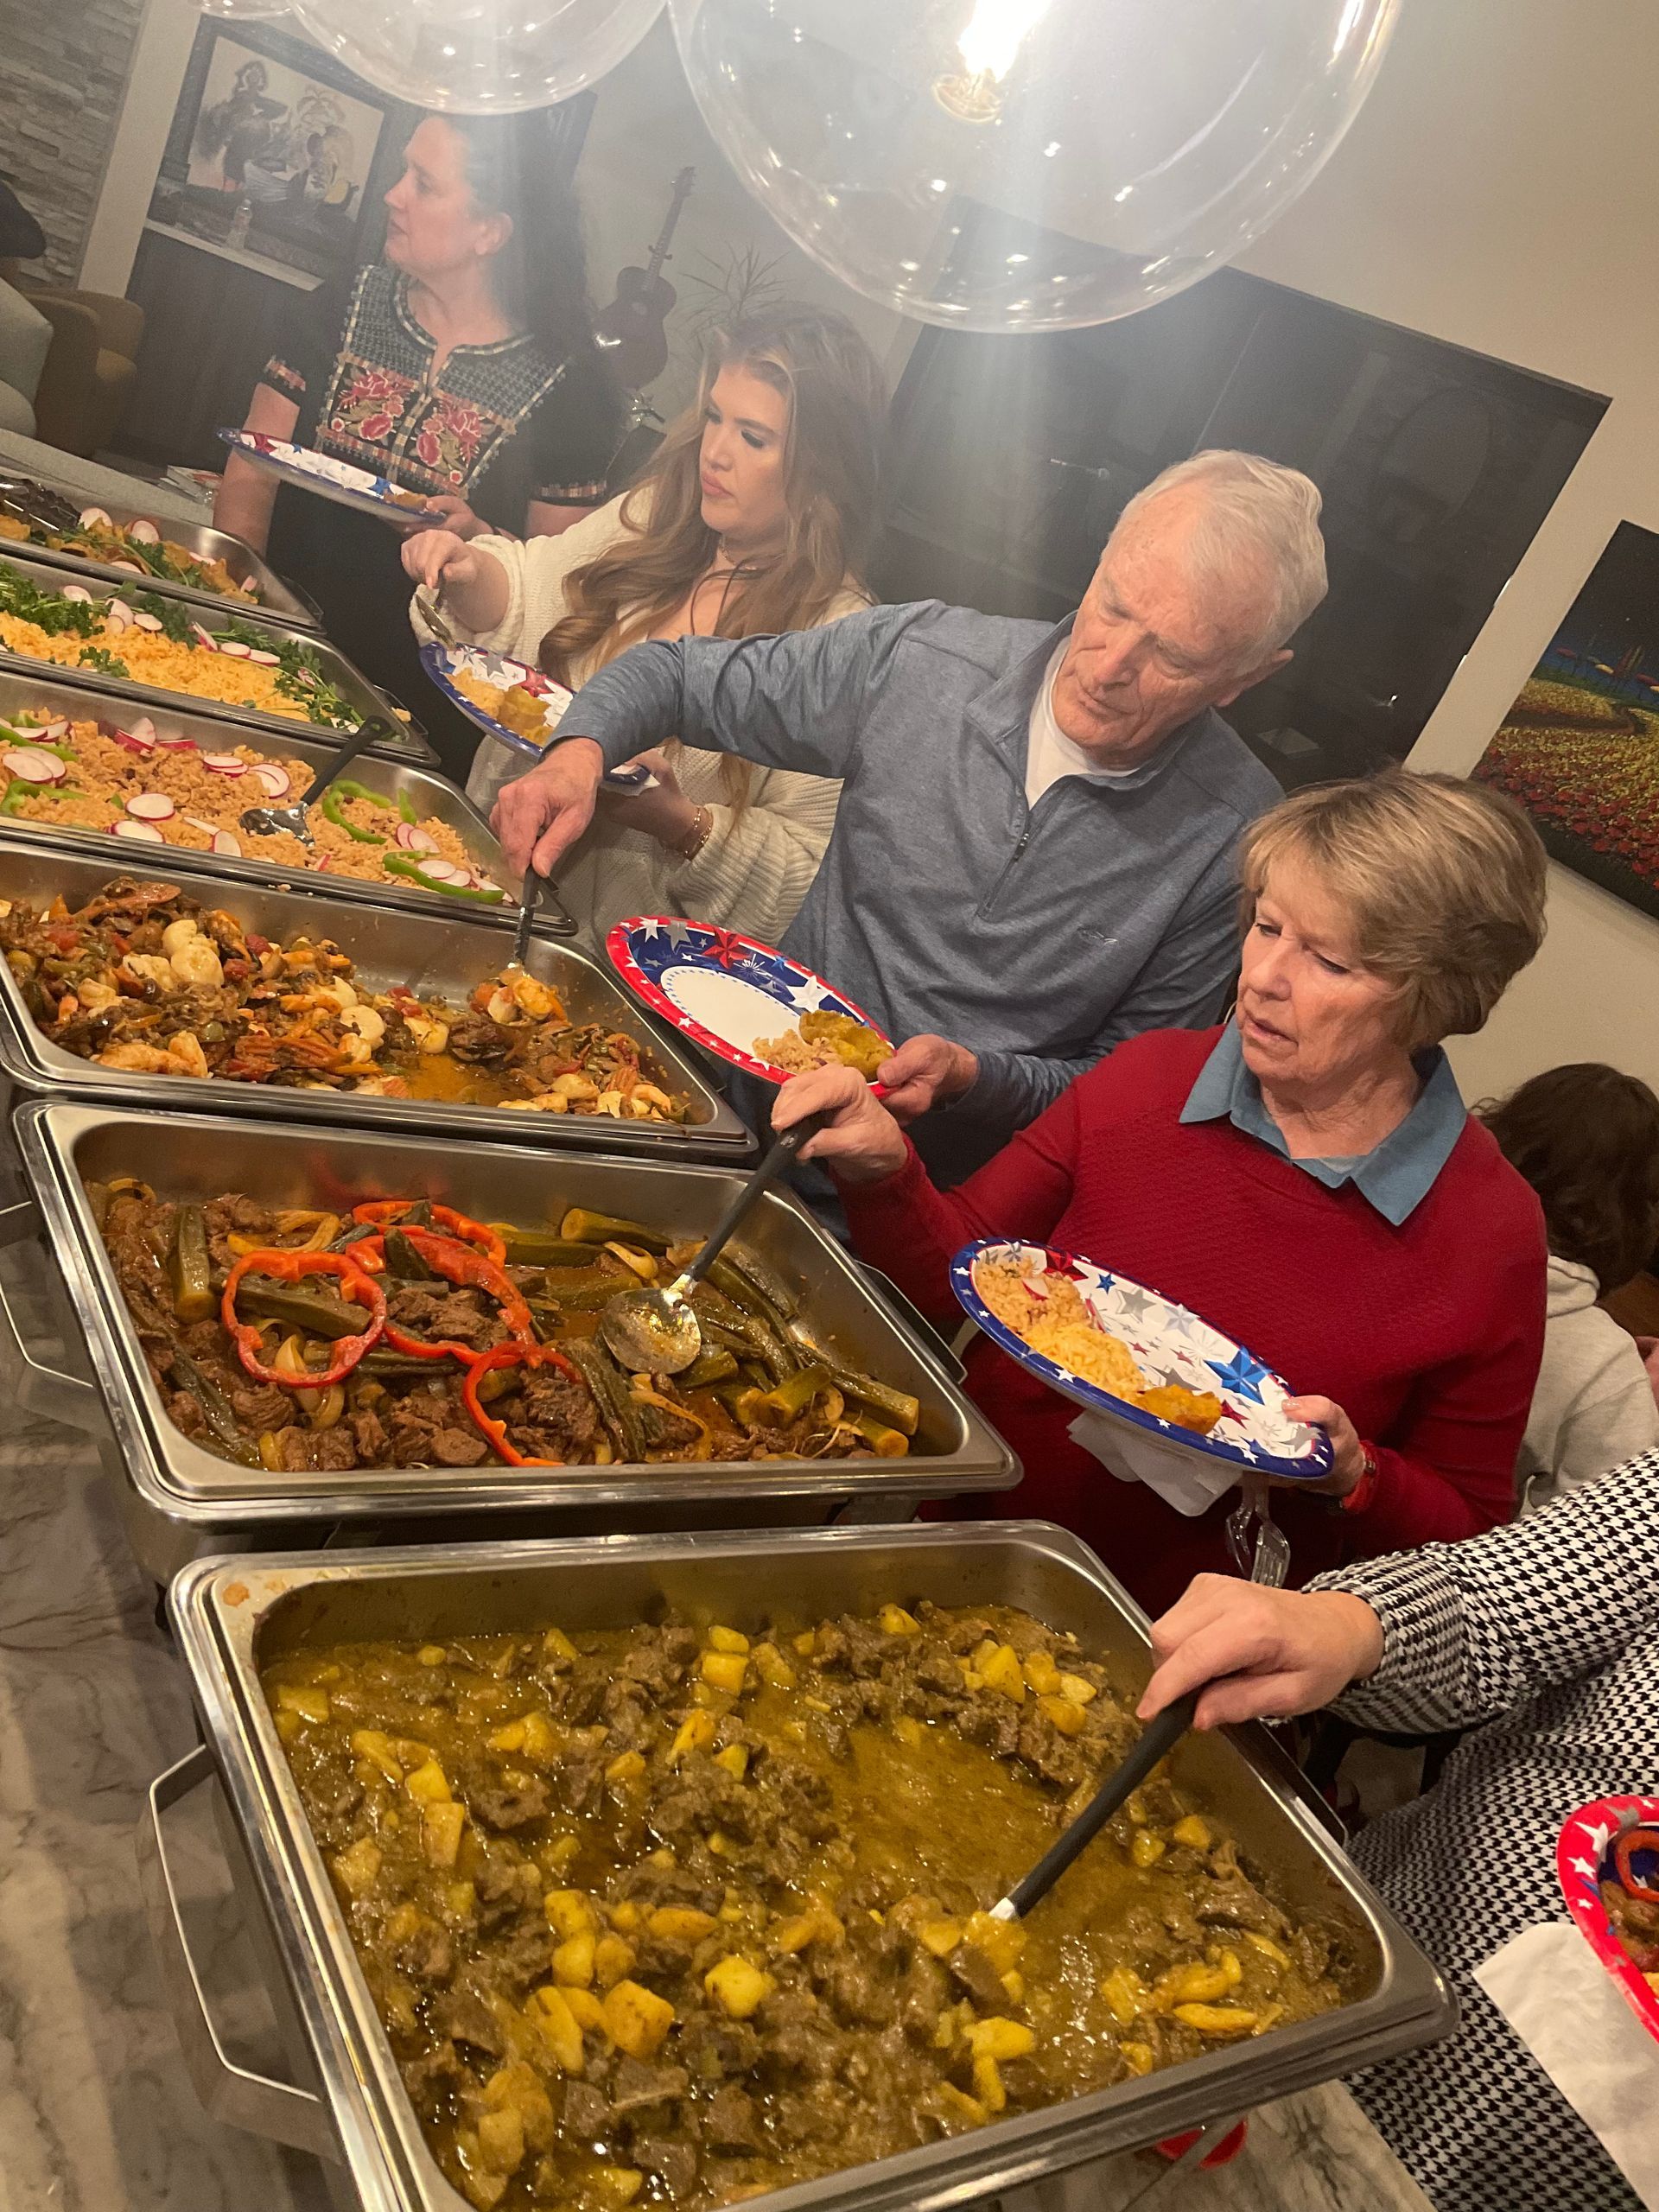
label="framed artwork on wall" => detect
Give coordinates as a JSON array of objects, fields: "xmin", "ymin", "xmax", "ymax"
[
  {"xmin": 1473, "ymin": 521, "xmax": 1659, "ymax": 925},
  {"xmin": 146, "ymin": 16, "xmax": 414, "ymax": 285}
]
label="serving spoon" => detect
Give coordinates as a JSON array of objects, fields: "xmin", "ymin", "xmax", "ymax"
[
  {"xmin": 238, "ymin": 716, "xmax": 390, "ymax": 844},
  {"xmin": 988, "ymin": 1690, "xmax": 1200, "ymax": 1923},
  {"xmin": 598, "ymin": 1115, "xmax": 826, "ymax": 1373}
]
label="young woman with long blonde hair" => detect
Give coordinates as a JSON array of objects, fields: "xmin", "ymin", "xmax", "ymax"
[{"xmin": 406, "ymin": 305, "xmax": 886, "ymax": 950}]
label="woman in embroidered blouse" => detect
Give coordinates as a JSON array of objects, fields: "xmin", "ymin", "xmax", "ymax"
[
  {"xmin": 215, "ymin": 111, "xmax": 621, "ymax": 780},
  {"xmin": 770, "ymin": 770, "xmax": 1551, "ymax": 1616},
  {"xmin": 401, "ymin": 306, "xmax": 886, "ymax": 955}
]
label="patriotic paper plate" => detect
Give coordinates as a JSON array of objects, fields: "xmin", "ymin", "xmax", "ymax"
[
  {"xmin": 606, "ymin": 916, "xmax": 891, "ymax": 1085},
  {"xmin": 1556, "ymin": 1796, "xmax": 1659, "ymax": 2044},
  {"xmin": 950, "ymin": 1239, "xmax": 1332, "ymax": 1481},
  {"xmin": 421, "ymin": 642, "xmax": 573, "ymax": 760},
  {"xmin": 218, "ymin": 430, "xmax": 445, "ymax": 526}
]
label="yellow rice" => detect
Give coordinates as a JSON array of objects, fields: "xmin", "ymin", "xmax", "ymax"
[
  {"xmin": 0, "ymin": 610, "xmax": 322, "ymax": 726},
  {"xmin": 973, "ymin": 1255, "xmax": 1146, "ymax": 1398}
]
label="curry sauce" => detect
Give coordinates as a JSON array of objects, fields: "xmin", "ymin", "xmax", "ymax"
[{"xmin": 265, "ymin": 1602, "xmax": 1347, "ymax": 2212}]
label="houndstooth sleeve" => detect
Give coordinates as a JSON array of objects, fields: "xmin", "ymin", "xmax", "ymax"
[{"xmin": 1307, "ymin": 1448, "xmax": 1659, "ymax": 1735}]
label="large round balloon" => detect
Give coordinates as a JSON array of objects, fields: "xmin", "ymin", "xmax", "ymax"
[
  {"xmin": 669, "ymin": 0, "xmax": 1400, "ymax": 334},
  {"xmin": 292, "ymin": 0, "xmax": 664, "ymax": 111}
]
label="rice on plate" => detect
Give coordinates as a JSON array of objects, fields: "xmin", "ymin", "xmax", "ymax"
[{"xmin": 0, "ymin": 708, "xmax": 498, "ymax": 900}]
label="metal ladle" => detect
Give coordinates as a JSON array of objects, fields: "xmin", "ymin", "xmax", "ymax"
[
  {"xmin": 598, "ymin": 1115, "xmax": 825, "ymax": 1374},
  {"xmin": 239, "ymin": 716, "xmax": 390, "ymax": 844}
]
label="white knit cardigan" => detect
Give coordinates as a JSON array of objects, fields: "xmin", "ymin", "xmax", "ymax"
[{"xmin": 410, "ymin": 495, "xmax": 867, "ymax": 958}]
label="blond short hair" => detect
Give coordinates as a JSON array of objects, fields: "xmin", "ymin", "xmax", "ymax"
[
  {"xmin": 1113, "ymin": 450, "xmax": 1328, "ymax": 662},
  {"xmin": 1238, "ymin": 769, "xmax": 1548, "ymax": 1048}
]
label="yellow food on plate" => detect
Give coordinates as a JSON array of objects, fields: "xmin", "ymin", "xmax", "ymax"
[
  {"xmin": 974, "ymin": 1255, "xmax": 1224, "ymax": 1434},
  {"xmin": 755, "ymin": 1007, "xmax": 888, "ymax": 1077},
  {"xmin": 453, "ymin": 667, "xmax": 555, "ymax": 746}
]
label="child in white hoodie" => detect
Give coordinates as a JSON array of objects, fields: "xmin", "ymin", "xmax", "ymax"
[{"xmin": 1480, "ymin": 1062, "xmax": 1659, "ymax": 1513}]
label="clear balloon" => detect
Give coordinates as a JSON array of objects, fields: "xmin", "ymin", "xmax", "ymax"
[
  {"xmin": 198, "ymin": 0, "xmax": 289, "ymax": 17},
  {"xmin": 669, "ymin": 0, "xmax": 1400, "ymax": 334},
  {"xmin": 292, "ymin": 0, "xmax": 664, "ymax": 112}
]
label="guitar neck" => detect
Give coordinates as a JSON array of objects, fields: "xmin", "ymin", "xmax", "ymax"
[{"xmin": 641, "ymin": 171, "xmax": 694, "ymax": 283}]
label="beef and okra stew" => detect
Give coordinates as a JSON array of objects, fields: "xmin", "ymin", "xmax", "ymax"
[
  {"xmin": 94, "ymin": 1184, "xmax": 920, "ymax": 1472},
  {"xmin": 265, "ymin": 1600, "xmax": 1350, "ymax": 2211}
]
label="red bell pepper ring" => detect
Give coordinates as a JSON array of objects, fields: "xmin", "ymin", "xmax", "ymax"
[
  {"xmin": 1613, "ymin": 1824, "xmax": 1659, "ymax": 1904},
  {"xmin": 350, "ymin": 1199, "xmax": 506, "ymax": 1266},
  {"xmin": 378, "ymin": 1224, "xmax": 537, "ymax": 1365},
  {"xmin": 461, "ymin": 1339, "xmax": 588, "ymax": 1465},
  {"xmin": 221, "ymin": 1248, "xmax": 385, "ymax": 1389}
]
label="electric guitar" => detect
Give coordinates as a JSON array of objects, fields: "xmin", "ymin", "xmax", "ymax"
[{"xmin": 594, "ymin": 167, "xmax": 695, "ymax": 392}]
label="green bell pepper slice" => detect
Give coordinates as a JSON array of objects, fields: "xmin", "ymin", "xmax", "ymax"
[{"xmin": 383, "ymin": 850, "xmax": 505, "ymax": 904}]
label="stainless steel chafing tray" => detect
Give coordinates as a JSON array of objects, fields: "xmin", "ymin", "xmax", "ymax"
[
  {"xmin": 0, "ymin": 834, "xmax": 751, "ymax": 1159},
  {"xmin": 9, "ymin": 1099, "xmax": 1014, "ymax": 1580},
  {"xmin": 0, "ymin": 543, "xmax": 431, "ymax": 760},
  {"xmin": 143, "ymin": 1523, "xmax": 1455, "ymax": 2212},
  {"xmin": 0, "ymin": 474, "xmax": 324, "ymax": 629},
  {"xmin": 0, "ymin": 665, "xmax": 499, "ymax": 924}
]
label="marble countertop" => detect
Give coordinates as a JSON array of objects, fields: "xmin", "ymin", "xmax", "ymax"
[{"xmin": 0, "ymin": 1400, "xmax": 1439, "ymax": 2212}]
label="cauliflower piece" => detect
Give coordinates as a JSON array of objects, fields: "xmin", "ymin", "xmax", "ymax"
[
  {"xmin": 120, "ymin": 954, "xmax": 175, "ymax": 991},
  {"xmin": 159, "ymin": 918, "xmax": 200, "ymax": 957},
  {"xmin": 168, "ymin": 937, "xmax": 225, "ymax": 990},
  {"xmin": 340, "ymin": 1003, "xmax": 385, "ymax": 1046},
  {"xmin": 96, "ymin": 1040, "xmax": 178, "ymax": 1073},
  {"xmin": 76, "ymin": 979, "xmax": 118, "ymax": 1014},
  {"xmin": 315, "ymin": 978, "xmax": 357, "ymax": 1011},
  {"xmin": 340, "ymin": 1035, "xmax": 376, "ymax": 1066},
  {"xmin": 486, "ymin": 987, "xmax": 523, "ymax": 1027}
]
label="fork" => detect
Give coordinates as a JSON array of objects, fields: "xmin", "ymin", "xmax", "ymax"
[{"xmin": 1225, "ymin": 1474, "xmax": 1291, "ymax": 1587}]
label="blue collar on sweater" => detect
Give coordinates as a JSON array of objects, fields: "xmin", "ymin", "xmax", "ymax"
[{"xmin": 1179, "ymin": 1022, "xmax": 1466, "ymax": 1224}]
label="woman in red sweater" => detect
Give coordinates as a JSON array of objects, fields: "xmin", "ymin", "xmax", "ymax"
[{"xmin": 776, "ymin": 770, "xmax": 1551, "ymax": 1613}]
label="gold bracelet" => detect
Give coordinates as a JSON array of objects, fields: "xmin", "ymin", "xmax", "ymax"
[{"xmin": 676, "ymin": 804, "xmax": 714, "ymax": 861}]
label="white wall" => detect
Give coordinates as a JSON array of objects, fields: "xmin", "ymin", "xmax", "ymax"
[
  {"xmin": 1231, "ymin": 0, "xmax": 1659, "ymax": 1102},
  {"xmin": 575, "ymin": 17, "xmax": 914, "ymax": 418}
]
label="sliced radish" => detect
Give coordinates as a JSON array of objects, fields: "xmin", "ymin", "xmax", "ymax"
[
  {"xmin": 106, "ymin": 727, "xmax": 149, "ymax": 756},
  {"xmin": 211, "ymin": 830, "xmax": 241, "ymax": 856},
  {"xmin": 78, "ymin": 506, "xmax": 111, "ymax": 531},
  {"xmin": 113, "ymin": 819, "xmax": 165, "ymax": 844},
  {"xmin": 218, "ymin": 639, "xmax": 251, "ymax": 659},
  {"xmin": 313, "ymin": 855, "xmax": 332, "ymax": 871},
  {"xmin": 129, "ymin": 518, "xmax": 161, "ymax": 545},
  {"xmin": 156, "ymin": 733, "xmax": 196, "ymax": 752},
  {"xmin": 183, "ymin": 815, "xmax": 219, "ymax": 834},
  {"xmin": 61, "ymin": 584, "xmax": 92, "ymax": 604},
  {"xmin": 393, "ymin": 822, "xmax": 414, "ymax": 849},
  {"xmin": 200, "ymin": 753, "xmax": 246, "ymax": 775},
  {"xmin": 3, "ymin": 747, "xmax": 63, "ymax": 784},
  {"xmin": 132, "ymin": 610, "xmax": 163, "ymax": 633},
  {"xmin": 251, "ymin": 764, "xmax": 289, "ymax": 798},
  {"xmin": 416, "ymin": 859, "xmax": 462, "ymax": 883},
  {"xmin": 190, "ymin": 623, "xmax": 216, "ymax": 650},
  {"xmin": 105, "ymin": 606, "xmax": 133, "ymax": 634},
  {"xmin": 130, "ymin": 716, "xmax": 156, "ymax": 746},
  {"xmin": 246, "ymin": 648, "xmax": 279, "ymax": 666},
  {"xmin": 108, "ymin": 559, "xmax": 144, "ymax": 574},
  {"xmin": 474, "ymin": 879, "xmax": 501, "ymax": 897},
  {"xmin": 408, "ymin": 826, "xmax": 437, "ymax": 854},
  {"xmin": 126, "ymin": 793, "xmax": 175, "ymax": 823},
  {"xmin": 39, "ymin": 718, "xmax": 69, "ymax": 742}
]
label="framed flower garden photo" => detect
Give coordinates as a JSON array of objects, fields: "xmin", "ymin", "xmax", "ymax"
[{"xmin": 1474, "ymin": 522, "xmax": 1659, "ymax": 923}]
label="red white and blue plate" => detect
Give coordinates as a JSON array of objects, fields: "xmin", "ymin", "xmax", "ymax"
[
  {"xmin": 218, "ymin": 430, "xmax": 444, "ymax": 526},
  {"xmin": 606, "ymin": 916, "xmax": 892, "ymax": 1085},
  {"xmin": 420, "ymin": 642, "xmax": 573, "ymax": 760},
  {"xmin": 1556, "ymin": 1795, "xmax": 1659, "ymax": 2044},
  {"xmin": 950, "ymin": 1239, "xmax": 1332, "ymax": 1480}
]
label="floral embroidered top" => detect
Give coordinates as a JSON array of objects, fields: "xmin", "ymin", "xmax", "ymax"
[{"xmin": 262, "ymin": 262, "xmax": 621, "ymax": 778}]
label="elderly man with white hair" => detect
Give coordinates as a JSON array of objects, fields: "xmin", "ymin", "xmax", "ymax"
[{"xmin": 494, "ymin": 448, "xmax": 1326, "ymax": 1183}]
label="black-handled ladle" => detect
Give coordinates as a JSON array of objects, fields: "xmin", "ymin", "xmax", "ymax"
[
  {"xmin": 986, "ymin": 1690, "xmax": 1199, "ymax": 1924},
  {"xmin": 598, "ymin": 1115, "xmax": 825, "ymax": 1374}
]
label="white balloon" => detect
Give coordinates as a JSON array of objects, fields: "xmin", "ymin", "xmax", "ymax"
[
  {"xmin": 198, "ymin": 0, "xmax": 289, "ymax": 17},
  {"xmin": 669, "ymin": 0, "xmax": 1401, "ymax": 333},
  {"xmin": 292, "ymin": 0, "xmax": 664, "ymax": 111}
]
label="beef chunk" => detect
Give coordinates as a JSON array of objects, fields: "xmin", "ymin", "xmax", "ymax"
[
  {"xmin": 560, "ymin": 2080, "xmax": 612, "ymax": 2141},
  {"xmin": 388, "ymin": 1394, "xmax": 490, "ymax": 1468},
  {"xmin": 471, "ymin": 1775, "xmax": 550, "ymax": 1830},
  {"xmin": 608, "ymin": 2057, "xmax": 690, "ymax": 2115},
  {"xmin": 447, "ymin": 1011, "xmax": 514, "ymax": 1065},
  {"xmin": 678, "ymin": 2013, "xmax": 761, "ymax": 2088},
  {"xmin": 386, "ymin": 1285, "xmax": 508, "ymax": 1354},
  {"xmin": 633, "ymin": 2139, "xmax": 698, "ymax": 2195},
  {"xmin": 168, "ymin": 1389, "xmax": 207, "ymax": 1438},
  {"xmin": 274, "ymin": 1422, "xmax": 359, "ymax": 1473},
  {"xmin": 401, "ymin": 2040, "xmax": 465, "ymax": 2101},
  {"xmin": 350, "ymin": 1407, "xmax": 390, "ymax": 1460},
  {"xmin": 945, "ymin": 1942, "xmax": 1009, "ymax": 2012},
  {"xmin": 436, "ymin": 1989, "xmax": 505, "ymax": 2056},
  {"xmin": 702, "ymin": 2085, "xmax": 764, "ymax": 2155},
  {"xmin": 511, "ymin": 1365, "xmax": 601, "ymax": 1455},
  {"xmin": 392, "ymin": 1916, "xmax": 454, "ymax": 1984}
]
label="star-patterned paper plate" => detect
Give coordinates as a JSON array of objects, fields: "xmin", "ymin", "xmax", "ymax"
[
  {"xmin": 606, "ymin": 917, "xmax": 893, "ymax": 1086},
  {"xmin": 950, "ymin": 1239, "xmax": 1333, "ymax": 1481},
  {"xmin": 420, "ymin": 642, "xmax": 574, "ymax": 760},
  {"xmin": 218, "ymin": 430, "xmax": 446, "ymax": 526},
  {"xmin": 1556, "ymin": 1795, "xmax": 1659, "ymax": 2044}
]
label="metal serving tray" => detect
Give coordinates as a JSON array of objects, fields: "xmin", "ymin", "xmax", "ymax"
[
  {"xmin": 1, "ymin": 473, "xmax": 323, "ymax": 629},
  {"xmin": 0, "ymin": 543, "xmax": 430, "ymax": 760},
  {"xmin": 0, "ymin": 666, "xmax": 500, "ymax": 925},
  {"xmin": 0, "ymin": 835, "xmax": 751, "ymax": 1159},
  {"xmin": 10, "ymin": 1100, "xmax": 1014, "ymax": 1580},
  {"xmin": 143, "ymin": 1523, "xmax": 1455, "ymax": 2212}
]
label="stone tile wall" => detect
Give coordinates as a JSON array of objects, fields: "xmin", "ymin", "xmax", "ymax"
[{"xmin": 0, "ymin": 0, "xmax": 147, "ymax": 284}]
